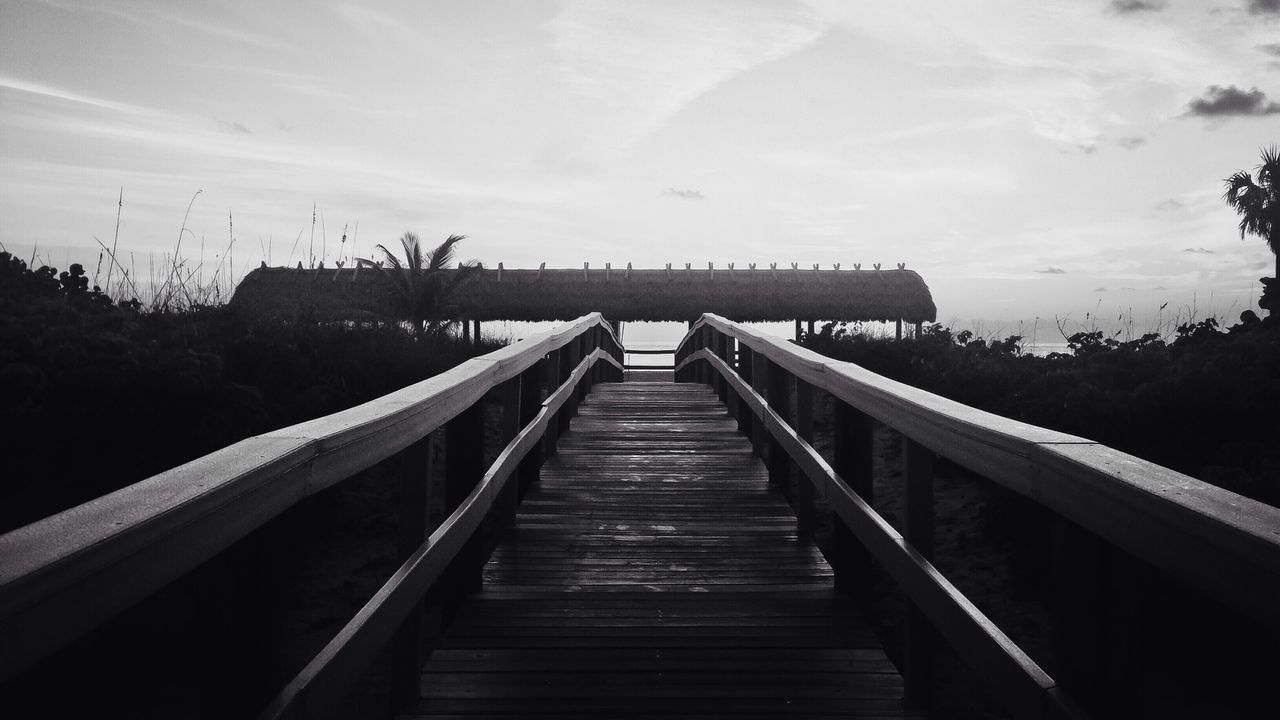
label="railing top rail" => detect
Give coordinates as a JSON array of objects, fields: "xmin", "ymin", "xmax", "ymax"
[
  {"xmin": 261, "ymin": 346, "xmax": 621, "ymax": 719},
  {"xmin": 0, "ymin": 312, "xmax": 620, "ymax": 678},
  {"xmin": 678, "ymin": 313, "xmax": 1280, "ymax": 628}
]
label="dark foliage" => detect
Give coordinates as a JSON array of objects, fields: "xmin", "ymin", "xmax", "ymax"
[
  {"xmin": 0, "ymin": 252, "xmax": 499, "ymax": 532},
  {"xmin": 802, "ymin": 315, "xmax": 1280, "ymax": 505}
]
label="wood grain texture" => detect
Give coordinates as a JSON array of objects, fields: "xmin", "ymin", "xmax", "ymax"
[
  {"xmin": 406, "ymin": 382, "xmax": 921, "ymax": 719},
  {"xmin": 676, "ymin": 316, "xmax": 1280, "ymax": 631},
  {"xmin": 0, "ymin": 315, "xmax": 618, "ymax": 681}
]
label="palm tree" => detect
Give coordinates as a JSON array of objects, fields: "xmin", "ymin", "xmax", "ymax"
[
  {"xmin": 375, "ymin": 232, "xmax": 481, "ymax": 336},
  {"xmin": 1223, "ymin": 146, "xmax": 1280, "ymax": 313}
]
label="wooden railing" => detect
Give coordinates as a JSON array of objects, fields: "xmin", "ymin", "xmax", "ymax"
[
  {"xmin": 674, "ymin": 313, "xmax": 1280, "ymax": 719},
  {"xmin": 0, "ymin": 313, "xmax": 624, "ymax": 717}
]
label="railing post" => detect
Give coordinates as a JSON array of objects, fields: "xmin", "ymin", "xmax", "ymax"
[
  {"xmin": 735, "ymin": 343, "xmax": 754, "ymax": 436},
  {"xmin": 391, "ymin": 434, "xmax": 434, "ymax": 712},
  {"xmin": 444, "ymin": 400, "xmax": 485, "ymax": 601},
  {"xmin": 831, "ymin": 401, "xmax": 874, "ymax": 604},
  {"xmin": 543, "ymin": 351, "xmax": 561, "ymax": 457},
  {"xmin": 712, "ymin": 331, "xmax": 728, "ymax": 402},
  {"xmin": 706, "ymin": 325, "xmax": 716, "ymax": 386},
  {"xmin": 794, "ymin": 377, "xmax": 815, "ymax": 534},
  {"xmin": 765, "ymin": 360, "xmax": 791, "ymax": 491},
  {"xmin": 494, "ymin": 375, "xmax": 522, "ymax": 528},
  {"xmin": 693, "ymin": 327, "xmax": 705, "ymax": 385},
  {"xmin": 903, "ymin": 437, "xmax": 936, "ymax": 709},
  {"xmin": 724, "ymin": 336, "xmax": 738, "ymax": 420},
  {"xmin": 556, "ymin": 341, "xmax": 574, "ymax": 435},
  {"xmin": 749, "ymin": 350, "xmax": 768, "ymax": 458},
  {"xmin": 517, "ymin": 363, "xmax": 543, "ymax": 500}
]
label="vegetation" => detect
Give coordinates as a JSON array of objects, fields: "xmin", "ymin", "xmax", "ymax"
[
  {"xmin": 375, "ymin": 232, "xmax": 481, "ymax": 336},
  {"xmin": 0, "ymin": 250, "xmax": 500, "ymax": 533},
  {"xmin": 801, "ymin": 314, "xmax": 1280, "ymax": 506},
  {"xmin": 1223, "ymin": 145, "xmax": 1280, "ymax": 313}
]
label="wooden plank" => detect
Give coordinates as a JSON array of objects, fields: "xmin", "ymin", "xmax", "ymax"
[{"xmin": 413, "ymin": 382, "xmax": 910, "ymax": 718}]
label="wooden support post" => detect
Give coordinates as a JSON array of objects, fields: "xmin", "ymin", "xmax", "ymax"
[
  {"xmin": 557, "ymin": 342, "xmax": 575, "ymax": 435},
  {"xmin": 914, "ymin": 320, "xmax": 922, "ymax": 339},
  {"xmin": 699, "ymin": 327, "xmax": 711, "ymax": 386},
  {"xmin": 573, "ymin": 333, "xmax": 588, "ymax": 410},
  {"xmin": 735, "ymin": 344, "xmax": 754, "ymax": 436},
  {"xmin": 494, "ymin": 375, "xmax": 522, "ymax": 528},
  {"xmin": 766, "ymin": 359, "xmax": 791, "ymax": 491},
  {"xmin": 543, "ymin": 351, "xmax": 561, "ymax": 457},
  {"xmin": 794, "ymin": 378, "xmax": 815, "ymax": 534},
  {"xmin": 391, "ymin": 435, "xmax": 434, "ymax": 711},
  {"xmin": 713, "ymin": 331, "xmax": 728, "ymax": 401},
  {"xmin": 444, "ymin": 401, "xmax": 485, "ymax": 607},
  {"xmin": 517, "ymin": 364, "xmax": 543, "ymax": 500},
  {"xmin": 794, "ymin": 318, "xmax": 802, "ymax": 340},
  {"xmin": 831, "ymin": 402, "xmax": 874, "ymax": 603},
  {"xmin": 462, "ymin": 318, "xmax": 471, "ymax": 343},
  {"xmin": 903, "ymin": 437, "xmax": 936, "ymax": 709},
  {"xmin": 473, "ymin": 318, "xmax": 481, "ymax": 344},
  {"xmin": 895, "ymin": 318, "xmax": 903, "ymax": 340},
  {"xmin": 1052, "ymin": 517, "xmax": 1145, "ymax": 714},
  {"xmin": 749, "ymin": 351, "xmax": 768, "ymax": 458},
  {"xmin": 807, "ymin": 319, "xmax": 815, "ymax": 338}
]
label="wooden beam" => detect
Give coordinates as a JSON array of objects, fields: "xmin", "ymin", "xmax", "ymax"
[
  {"xmin": 903, "ymin": 437, "xmax": 937, "ymax": 709},
  {"xmin": 794, "ymin": 377, "xmax": 815, "ymax": 534},
  {"xmin": 766, "ymin": 359, "xmax": 791, "ymax": 490},
  {"xmin": 391, "ymin": 435, "xmax": 434, "ymax": 710},
  {"xmin": 832, "ymin": 401, "xmax": 874, "ymax": 603},
  {"xmin": 445, "ymin": 400, "xmax": 485, "ymax": 599}
]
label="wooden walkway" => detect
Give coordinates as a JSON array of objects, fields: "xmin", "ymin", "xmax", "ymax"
[{"xmin": 405, "ymin": 382, "xmax": 923, "ymax": 718}]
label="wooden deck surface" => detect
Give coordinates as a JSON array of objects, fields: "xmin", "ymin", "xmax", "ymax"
[{"xmin": 404, "ymin": 382, "xmax": 923, "ymax": 718}]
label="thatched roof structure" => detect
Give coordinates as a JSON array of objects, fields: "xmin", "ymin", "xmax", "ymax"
[{"xmin": 230, "ymin": 264, "xmax": 937, "ymax": 323}]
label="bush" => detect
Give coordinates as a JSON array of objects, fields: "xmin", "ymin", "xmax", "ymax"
[
  {"xmin": 802, "ymin": 316, "xmax": 1280, "ymax": 506},
  {"xmin": 0, "ymin": 252, "xmax": 501, "ymax": 532}
]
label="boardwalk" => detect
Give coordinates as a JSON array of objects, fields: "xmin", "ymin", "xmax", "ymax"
[{"xmin": 405, "ymin": 382, "xmax": 922, "ymax": 718}]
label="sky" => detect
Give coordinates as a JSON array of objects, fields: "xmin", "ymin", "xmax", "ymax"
[{"xmin": 1, "ymin": 0, "xmax": 1278, "ymax": 340}]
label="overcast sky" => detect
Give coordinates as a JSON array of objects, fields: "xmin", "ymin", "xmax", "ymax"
[{"xmin": 1, "ymin": 0, "xmax": 1277, "ymax": 333}]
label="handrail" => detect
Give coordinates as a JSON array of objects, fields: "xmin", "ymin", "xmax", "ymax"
[
  {"xmin": 0, "ymin": 313, "xmax": 623, "ymax": 680},
  {"xmin": 676, "ymin": 314, "xmax": 1280, "ymax": 627},
  {"xmin": 261, "ymin": 347, "xmax": 618, "ymax": 719},
  {"xmin": 681, "ymin": 347, "xmax": 1075, "ymax": 719},
  {"xmin": 675, "ymin": 313, "xmax": 1280, "ymax": 718}
]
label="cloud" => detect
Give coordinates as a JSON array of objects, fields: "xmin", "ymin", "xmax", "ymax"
[
  {"xmin": 0, "ymin": 76, "xmax": 139, "ymax": 114},
  {"xmin": 1156, "ymin": 198, "xmax": 1184, "ymax": 210},
  {"xmin": 1094, "ymin": 287, "xmax": 1108, "ymax": 292},
  {"xmin": 1116, "ymin": 136, "xmax": 1146, "ymax": 149},
  {"xmin": 1035, "ymin": 266, "xmax": 1067, "ymax": 274},
  {"xmin": 1261, "ymin": 43, "xmax": 1280, "ymax": 57},
  {"xmin": 546, "ymin": 1, "xmax": 826, "ymax": 150},
  {"xmin": 216, "ymin": 119, "xmax": 252, "ymax": 134},
  {"xmin": 662, "ymin": 187, "xmax": 704, "ymax": 200},
  {"xmin": 1109, "ymin": 0, "xmax": 1165, "ymax": 12},
  {"xmin": 1248, "ymin": 0, "xmax": 1280, "ymax": 15},
  {"xmin": 1183, "ymin": 247, "xmax": 1215, "ymax": 254},
  {"xmin": 1184, "ymin": 85, "xmax": 1280, "ymax": 117}
]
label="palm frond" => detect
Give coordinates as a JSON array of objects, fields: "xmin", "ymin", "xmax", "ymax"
[{"xmin": 425, "ymin": 234, "xmax": 467, "ymax": 272}]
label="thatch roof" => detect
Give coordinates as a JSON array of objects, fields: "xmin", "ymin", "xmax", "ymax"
[{"xmin": 230, "ymin": 264, "xmax": 937, "ymax": 323}]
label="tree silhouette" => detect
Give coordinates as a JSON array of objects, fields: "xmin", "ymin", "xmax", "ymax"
[
  {"xmin": 375, "ymin": 232, "xmax": 480, "ymax": 336},
  {"xmin": 1223, "ymin": 146, "xmax": 1279, "ymax": 314}
]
